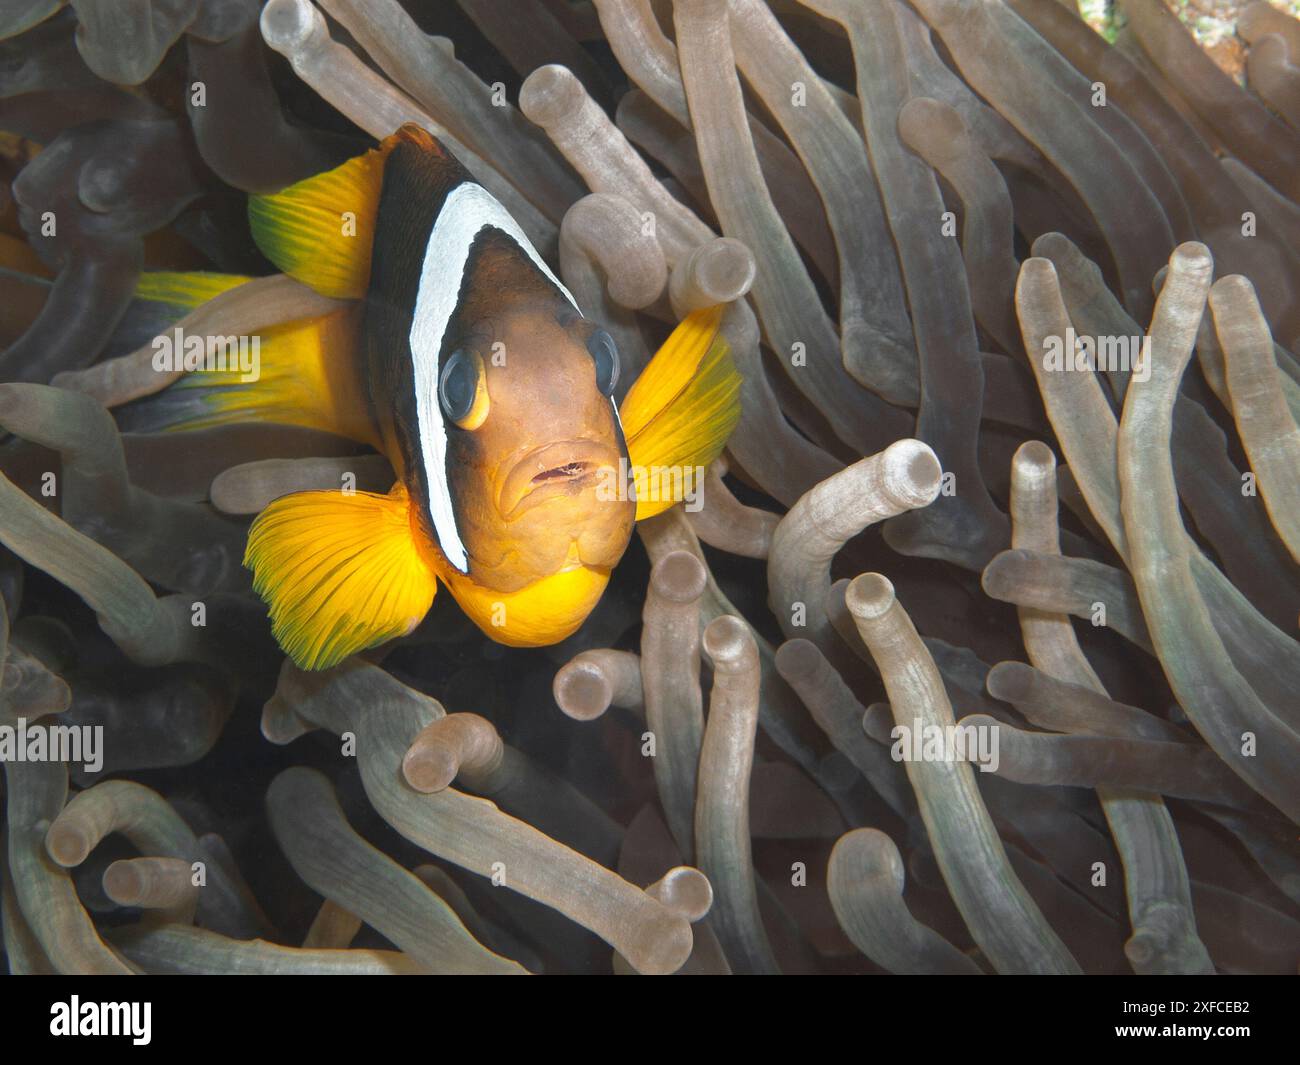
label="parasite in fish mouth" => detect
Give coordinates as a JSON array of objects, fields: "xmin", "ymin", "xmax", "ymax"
[{"xmin": 534, "ymin": 462, "xmax": 588, "ymax": 481}]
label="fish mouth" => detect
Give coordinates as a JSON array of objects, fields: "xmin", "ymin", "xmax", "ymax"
[{"xmin": 498, "ymin": 440, "xmax": 622, "ymax": 519}]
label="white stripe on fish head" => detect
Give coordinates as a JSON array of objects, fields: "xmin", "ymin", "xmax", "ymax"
[{"xmin": 409, "ymin": 181, "xmax": 581, "ymax": 573}]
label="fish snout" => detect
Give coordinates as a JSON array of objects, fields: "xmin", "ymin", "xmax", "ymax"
[{"xmin": 498, "ymin": 440, "xmax": 625, "ymax": 519}]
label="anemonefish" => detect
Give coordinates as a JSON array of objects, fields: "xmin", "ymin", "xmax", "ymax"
[{"xmin": 132, "ymin": 124, "xmax": 740, "ymax": 670}]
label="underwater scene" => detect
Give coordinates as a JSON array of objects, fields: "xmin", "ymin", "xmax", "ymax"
[{"xmin": 0, "ymin": 0, "xmax": 1299, "ymax": 990}]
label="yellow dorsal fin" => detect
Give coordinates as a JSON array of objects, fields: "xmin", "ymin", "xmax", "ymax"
[
  {"xmin": 618, "ymin": 306, "xmax": 742, "ymax": 521},
  {"xmin": 248, "ymin": 135, "xmax": 401, "ymax": 299},
  {"xmin": 245, "ymin": 483, "xmax": 437, "ymax": 670}
]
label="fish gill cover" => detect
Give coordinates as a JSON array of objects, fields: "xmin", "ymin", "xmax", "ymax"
[{"xmin": 0, "ymin": 0, "xmax": 1297, "ymax": 982}]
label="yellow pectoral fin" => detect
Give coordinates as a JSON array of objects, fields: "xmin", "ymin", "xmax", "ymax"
[
  {"xmin": 248, "ymin": 135, "xmax": 398, "ymax": 300},
  {"xmin": 619, "ymin": 305, "xmax": 742, "ymax": 521},
  {"xmin": 245, "ymin": 485, "xmax": 437, "ymax": 671}
]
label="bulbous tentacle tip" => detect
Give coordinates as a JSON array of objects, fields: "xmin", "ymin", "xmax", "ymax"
[
  {"xmin": 898, "ymin": 96, "xmax": 969, "ymax": 161},
  {"xmin": 45, "ymin": 823, "xmax": 93, "ymax": 869},
  {"xmin": 1012, "ymin": 439, "xmax": 1057, "ymax": 481},
  {"xmin": 985, "ymin": 660, "xmax": 1034, "ymax": 703},
  {"xmin": 649, "ymin": 866, "xmax": 714, "ymax": 922},
  {"xmin": 979, "ymin": 549, "xmax": 1019, "ymax": 600},
  {"xmin": 690, "ymin": 238, "xmax": 756, "ymax": 304},
  {"xmin": 261, "ymin": 0, "xmax": 326, "ymax": 53},
  {"xmin": 401, "ymin": 743, "xmax": 458, "ymax": 794},
  {"xmin": 1018, "ymin": 256, "xmax": 1061, "ymax": 286},
  {"xmin": 701, "ymin": 613, "xmax": 753, "ymax": 665},
  {"xmin": 1209, "ymin": 273, "xmax": 1257, "ymax": 302},
  {"xmin": 552, "ymin": 659, "xmax": 613, "ymax": 721},
  {"xmin": 832, "ymin": 827, "xmax": 907, "ymax": 892},
  {"xmin": 650, "ymin": 549, "xmax": 707, "ymax": 604},
  {"xmin": 1169, "ymin": 240, "xmax": 1214, "ymax": 274},
  {"xmin": 845, "ymin": 572, "xmax": 895, "ymax": 621},
  {"xmin": 882, "ymin": 438, "xmax": 943, "ymax": 508},
  {"xmin": 773, "ymin": 637, "xmax": 821, "ymax": 681},
  {"xmin": 518, "ymin": 64, "xmax": 584, "ymax": 127},
  {"xmin": 101, "ymin": 859, "xmax": 144, "ymax": 906}
]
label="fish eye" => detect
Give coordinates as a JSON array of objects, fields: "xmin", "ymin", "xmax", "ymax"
[
  {"xmin": 587, "ymin": 329, "xmax": 619, "ymax": 396},
  {"xmin": 439, "ymin": 348, "xmax": 489, "ymax": 430}
]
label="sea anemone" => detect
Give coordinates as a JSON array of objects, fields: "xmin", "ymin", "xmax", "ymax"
[{"xmin": 1, "ymin": 0, "xmax": 1298, "ymax": 976}]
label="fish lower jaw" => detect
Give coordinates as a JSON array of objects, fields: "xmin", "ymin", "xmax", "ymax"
[
  {"xmin": 500, "ymin": 475, "xmax": 598, "ymax": 521},
  {"xmin": 448, "ymin": 541, "xmax": 601, "ymax": 593},
  {"xmin": 543, "ymin": 542, "xmax": 594, "ymax": 577}
]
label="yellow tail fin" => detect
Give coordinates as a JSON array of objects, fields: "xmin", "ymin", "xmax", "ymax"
[
  {"xmin": 160, "ymin": 301, "xmax": 374, "ymax": 444},
  {"xmin": 135, "ymin": 270, "xmax": 252, "ymax": 308},
  {"xmin": 123, "ymin": 273, "xmax": 374, "ymax": 445},
  {"xmin": 618, "ymin": 306, "xmax": 742, "ymax": 521},
  {"xmin": 245, "ymin": 483, "xmax": 438, "ymax": 671}
]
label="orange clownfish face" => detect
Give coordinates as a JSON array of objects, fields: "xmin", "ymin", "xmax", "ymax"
[{"xmin": 432, "ymin": 298, "xmax": 636, "ymax": 593}]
